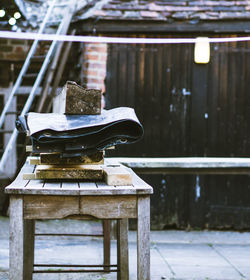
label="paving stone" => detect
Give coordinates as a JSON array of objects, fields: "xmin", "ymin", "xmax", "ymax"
[
  {"xmin": 213, "ymin": 244, "xmax": 250, "ymax": 278},
  {"xmin": 1, "ymin": 217, "xmax": 250, "ymax": 280},
  {"xmin": 169, "ymin": 265, "xmax": 243, "ymax": 280},
  {"xmin": 157, "ymin": 243, "xmax": 231, "ymax": 267}
]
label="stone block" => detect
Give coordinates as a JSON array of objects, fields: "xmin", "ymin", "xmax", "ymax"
[{"xmin": 54, "ymin": 81, "xmax": 102, "ymax": 115}]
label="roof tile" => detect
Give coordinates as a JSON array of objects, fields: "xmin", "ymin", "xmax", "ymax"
[
  {"xmin": 172, "ymin": 11, "xmax": 195, "ymax": 19},
  {"xmin": 148, "ymin": 3, "xmax": 166, "ymax": 11},
  {"xmin": 105, "ymin": 10, "xmax": 123, "ymax": 17},
  {"xmin": 76, "ymin": 0, "xmax": 250, "ymax": 22},
  {"xmin": 140, "ymin": 10, "xmax": 160, "ymax": 18},
  {"xmin": 93, "ymin": 10, "xmax": 107, "ymax": 16},
  {"xmin": 219, "ymin": 11, "xmax": 250, "ymax": 18},
  {"xmin": 123, "ymin": 11, "xmax": 141, "ymax": 18}
]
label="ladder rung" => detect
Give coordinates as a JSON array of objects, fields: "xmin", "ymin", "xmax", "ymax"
[
  {"xmin": 5, "ymin": 111, "xmax": 20, "ymax": 115},
  {"xmin": 46, "ymin": 20, "xmax": 61, "ymax": 25},
  {"xmin": 0, "ymin": 130, "xmax": 13, "ymax": 134},
  {"xmin": 0, "ymin": 130, "xmax": 26, "ymax": 134},
  {"xmin": 31, "ymin": 55, "xmax": 46, "ymax": 62},
  {"xmin": 23, "ymin": 73, "xmax": 38, "ymax": 79}
]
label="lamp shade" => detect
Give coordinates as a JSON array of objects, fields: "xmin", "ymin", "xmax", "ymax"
[{"xmin": 194, "ymin": 37, "xmax": 210, "ymax": 64}]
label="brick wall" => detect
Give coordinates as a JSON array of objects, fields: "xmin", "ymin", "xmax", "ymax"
[
  {"xmin": 0, "ymin": 39, "xmax": 30, "ymax": 60},
  {"xmin": 82, "ymin": 42, "xmax": 107, "ymax": 92},
  {"xmin": 0, "ymin": 38, "xmax": 107, "ymax": 91}
]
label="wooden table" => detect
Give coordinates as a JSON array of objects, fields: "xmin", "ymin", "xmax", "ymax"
[{"xmin": 5, "ymin": 161, "xmax": 153, "ymax": 280}]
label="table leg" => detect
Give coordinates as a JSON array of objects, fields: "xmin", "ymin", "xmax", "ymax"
[
  {"xmin": 103, "ymin": 219, "xmax": 111, "ymax": 272},
  {"xmin": 137, "ymin": 195, "xmax": 150, "ymax": 280},
  {"xmin": 9, "ymin": 196, "xmax": 35, "ymax": 280},
  {"xmin": 117, "ymin": 218, "xmax": 129, "ymax": 280}
]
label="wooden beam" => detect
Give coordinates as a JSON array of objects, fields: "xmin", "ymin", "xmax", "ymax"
[
  {"xmin": 75, "ymin": 19, "xmax": 250, "ymax": 34},
  {"xmin": 35, "ymin": 164, "xmax": 103, "ymax": 180}
]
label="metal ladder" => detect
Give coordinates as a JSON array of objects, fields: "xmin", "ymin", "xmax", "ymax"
[{"xmin": 0, "ymin": 0, "xmax": 77, "ymax": 175}]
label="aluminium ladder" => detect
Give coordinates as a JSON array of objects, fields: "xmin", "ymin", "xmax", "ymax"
[{"xmin": 0, "ymin": 0, "xmax": 77, "ymax": 176}]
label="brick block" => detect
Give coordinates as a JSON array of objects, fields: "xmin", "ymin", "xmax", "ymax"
[
  {"xmin": 1, "ymin": 45, "xmax": 13, "ymax": 52},
  {"xmin": 0, "ymin": 39, "xmax": 8, "ymax": 44},
  {"xmin": 10, "ymin": 39, "xmax": 26, "ymax": 45}
]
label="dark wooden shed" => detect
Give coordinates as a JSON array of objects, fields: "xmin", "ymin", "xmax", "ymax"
[{"xmin": 74, "ymin": 0, "xmax": 250, "ymax": 230}]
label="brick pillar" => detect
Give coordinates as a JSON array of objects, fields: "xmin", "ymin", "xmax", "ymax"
[{"xmin": 82, "ymin": 43, "xmax": 107, "ymax": 92}]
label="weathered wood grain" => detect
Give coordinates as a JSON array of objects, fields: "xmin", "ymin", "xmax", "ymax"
[
  {"xmin": 39, "ymin": 152, "xmax": 104, "ymax": 165},
  {"xmin": 28, "ymin": 157, "xmax": 40, "ymax": 165},
  {"xmin": 42, "ymin": 181, "xmax": 61, "ymax": 190},
  {"xmin": 35, "ymin": 164, "xmax": 103, "ymax": 180},
  {"xmin": 103, "ymin": 166, "xmax": 132, "ymax": 186},
  {"xmin": 79, "ymin": 195, "xmax": 137, "ymax": 219},
  {"xmin": 7, "ymin": 159, "xmax": 153, "ymax": 280},
  {"xmin": 23, "ymin": 173, "xmax": 36, "ymax": 180},
  {"xmin": 26, "ymin": 145, "xmax": 32, "ymax": 152},
  {"xmin": 117, "ymin": 219, "xmax": 129, "ymax": 280},
  {"xmin": 23, "ymin": 195, "xmax": 137, "ymax": 219},
  {"xmin": 9, "ymin": 196, "xmax": 34, "ymax": 280},
  {"xmin": 23, "ymin": 195, "xmax": 79, "ymax": 219},
  {"xmin": 5, "ymin": 161, "xmax": 34, "ymax": 192},
  {"xmin": 137, "ymin": 195, "xmax": 151, "ymax": 280},
  {"xmin": 103, "ymin": 220, "xmax": 111, "ymax": 272}
]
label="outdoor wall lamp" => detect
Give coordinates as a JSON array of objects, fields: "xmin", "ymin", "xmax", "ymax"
[{"xmin": 194, "ymin": 37, "xmax": 210, "ymax": 64}]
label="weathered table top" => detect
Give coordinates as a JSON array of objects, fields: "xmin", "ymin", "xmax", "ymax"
[{"xmin": 5, "ymin": 160, "xmax": 153, "ymax": 196}]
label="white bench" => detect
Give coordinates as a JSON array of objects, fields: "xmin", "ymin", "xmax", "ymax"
[{"xmin": 108, "ymin": 157, "xmax": 250, "ymax": 174}]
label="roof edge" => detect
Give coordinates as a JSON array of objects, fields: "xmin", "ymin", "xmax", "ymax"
[{"xmin": 74, "ymin": 19, "xmax": 250, "ymax": 34}]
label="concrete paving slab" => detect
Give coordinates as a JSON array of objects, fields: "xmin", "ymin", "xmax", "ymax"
[
  {"xmin": 1, "ymin": 216, "xmax": 250, "ymax": 280},
  {"xmin": 156, "ymin": 242, "xmax": 243, "ymax": 279},
  {"xmin": 137, "ymin": 230, "xmax": 250, "ymax": 245},
  {"xmin": 212, "ymin": 244, "xmax": 250, "ymax": 278},
  {"xmin": 0, "ymin": 239, "xmax": 8, "ymax": 270},
  {"xmin": 213, "ymin": 244, "xmax": 250, "ymax": 266},
  {"xmin": 169, "ymin": 264, "xmax": 243, "ymax": 280},
  {"xmin": 157, "ymin": 243, "xmax": 231, "ymax": 267}
]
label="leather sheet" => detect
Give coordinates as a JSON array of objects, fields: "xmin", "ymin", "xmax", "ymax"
[{"xmin": 16, "ymin": 107, "xmax": 143, "ymax": 157}]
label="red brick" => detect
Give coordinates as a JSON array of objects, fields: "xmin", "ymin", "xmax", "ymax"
[
  {"xmin": 87, "ymin": 82, "xmax": 103, "ymax": 89},
  {"xmin": 100, "ymin": 54, "xmax": 107, "ymax": 61},
  {"xmin": 86, "ymin": 54, "xmax": 99, "ymax": 60},
  {"xmin": 88, "ymin": 63, "xmax": 106, "ymax": 69},
  {"xmin": 14, "ymin": 46, "xmax": 27, "ymax": 53},
  {"xmin": 87, "ymin": 77, "xmax": 104, "ymax": 84},
  {"xmin": 5, "ymin": 53, "xmax": 25, "ymax": 60},
  {"xmin": 84, "ymin": 70, "xmax": 98, "ymax": 76},
  {"xmin": 85, "ymin": 44, "xmax": 107, "ymax": 53}
]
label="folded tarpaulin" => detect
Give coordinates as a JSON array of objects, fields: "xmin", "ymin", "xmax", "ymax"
[{"xmin": 16, "ymin": 107, "xmax": 144, "ymax": 157}]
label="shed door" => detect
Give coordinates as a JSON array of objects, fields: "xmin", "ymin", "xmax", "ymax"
[{"xmin": 106, "ymin": 38, "xmax": 250, "ymax": 229}]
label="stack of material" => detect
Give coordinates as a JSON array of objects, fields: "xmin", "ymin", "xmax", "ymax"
[{"xmin": 16, "ymin": 81, "xmax": 144, "ymax": 185}]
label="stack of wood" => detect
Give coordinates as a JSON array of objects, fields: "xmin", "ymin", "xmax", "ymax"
[{"xmin": 24, "ymin": 81, "xmax": 132, "ymax": 186}]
